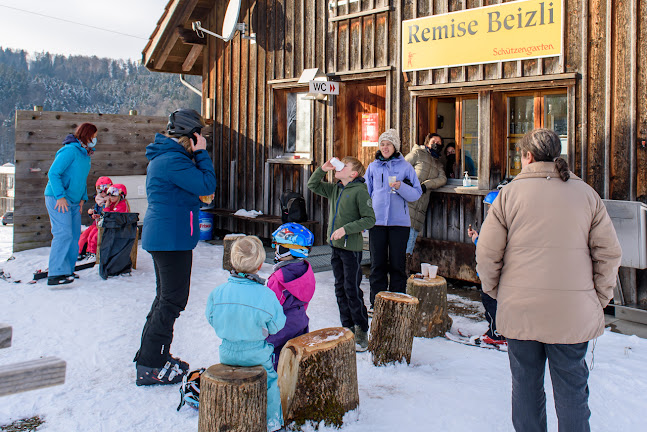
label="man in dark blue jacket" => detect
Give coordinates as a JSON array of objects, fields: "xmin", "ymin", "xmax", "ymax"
[{"xmin": 134, "ymin": 109, "xmax": 217, "ymax": 386}]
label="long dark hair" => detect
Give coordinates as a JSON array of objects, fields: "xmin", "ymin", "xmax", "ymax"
[{"xmin": 519, "ymin": 128, "xmax": 570, "ymax": 181}]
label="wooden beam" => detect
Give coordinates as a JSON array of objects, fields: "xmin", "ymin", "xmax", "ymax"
[
  {"xmin": 182, "ymin": 44, "xmax": 203, "ymax": 72},
  {"xmin": 0, "ymin": 357, "xmax": 66, "ymax": 397},
  {"xmin": 155, "ymin": 28, "xmax": 180, "ymax": 70},
  {"xmin": 0, "ymin": 323, "xmax": 11, "ymax": 349}
]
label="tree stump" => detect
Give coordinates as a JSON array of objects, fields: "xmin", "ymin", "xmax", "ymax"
[
  {"xmin": 223, "ymin": 234, "xmax": 246, "ymax": 272},
  {"xmin": 198, "ymin": 364, "xmax": 267, "ymax": 432},
  {"xmin": 278, "ymin": 327, "xmax": 359, "ymax": 428},
  {"xmin": 406, "ymin": 275, "xmax": 453, "ymax": 338},
  {"xmin": 368, "ymin": 292, "xmax": 419, "ymax": 366}
]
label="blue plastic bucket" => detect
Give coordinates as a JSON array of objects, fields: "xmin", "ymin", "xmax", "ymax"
[{"xmin": 199, "ymin": 211, "xmax": 214, "ymax": 241}]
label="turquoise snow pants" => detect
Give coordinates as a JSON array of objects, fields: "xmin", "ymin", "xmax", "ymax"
[{"xmin": 219, "ymin": 340, "xmax": 283, "ymax": 432}]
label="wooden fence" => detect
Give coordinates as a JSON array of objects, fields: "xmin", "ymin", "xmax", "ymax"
[{"xmin": 13, "ymin": 111, "xmax": 167, "ymax": 252}]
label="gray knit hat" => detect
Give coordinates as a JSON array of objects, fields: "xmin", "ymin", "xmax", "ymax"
[{"xmin": 378, "ymin": 129, "xmax": 401, "ymax": 152}]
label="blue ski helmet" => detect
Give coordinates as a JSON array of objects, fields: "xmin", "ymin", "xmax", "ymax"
[
  {"xmin": 271, "ymin": 223, "xmax": 314, "ymax": 258},
  {"xmin": 484, "ymin": 190, "xmax": 499, "ymax": 205}
]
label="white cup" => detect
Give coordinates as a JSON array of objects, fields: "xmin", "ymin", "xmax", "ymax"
[
  {"xmin": 421, "ymin": 263, "xmax": 431, "ymax": 278},
  {"xmin": 330, "ymin": 157, "xmax": 345, "ymax": 171},
  {"xmin": 428, "ymin": 265, "xmax": 438, "ymax": 279}
]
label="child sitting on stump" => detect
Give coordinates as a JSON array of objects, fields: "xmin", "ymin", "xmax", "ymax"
[
  {"xmin": 266, "ymin": 223, "xmax": 316, "ymax": 371},
  {"xmin": 205, "ymin": 235, "xmax": 286, "ymax": 432}
]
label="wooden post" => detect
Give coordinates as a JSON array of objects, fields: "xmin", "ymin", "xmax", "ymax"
[
  {"xmin": 368, "ymin": 292, "xmax": 419, "ymax": 366},
  {"xmin": 0, "ymin": 357, "xmax": 66, "ymax": 397},
  {"xmin": 222, "ymin": 234, "xmax": 245, "ymax": 272},
  {"xmin": 198, "ymin": 364, "xmax": 267, "ymax": 432},
  {"xmin": 278, "ymin": 327, "xmax": 359, "ymax": 428},
  {"xmin": 406, "ymin": 275, "xmax": 453, "ymax": 338},
  {"xmin": 0, "ymin": 323, "xmax": 12, "ymax": 349}
]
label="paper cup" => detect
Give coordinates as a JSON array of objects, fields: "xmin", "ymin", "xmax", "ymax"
[
  {"xmin": 330, "ymin": 157, "xmax": 345, "ymax": 171},
  {"xmin": 421, "ymin": 263, "xmax": 431, "ymax": 278},
  {"xmin": 428, "ymin": 265, "xmax": 438, "ymax": 279}
]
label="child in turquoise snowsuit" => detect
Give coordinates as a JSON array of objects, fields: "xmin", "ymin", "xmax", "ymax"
[{"xmin": 205, "ymin": 235, "xmax": 286, "ymax": 432}]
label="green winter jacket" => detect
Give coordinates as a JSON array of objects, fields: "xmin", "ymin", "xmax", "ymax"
[{"xmin": 307, "ymin": 167, "xmax": 376, "ymax": 251}]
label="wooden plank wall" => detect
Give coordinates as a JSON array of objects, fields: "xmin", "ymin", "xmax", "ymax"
[
  {"xmin": 203, "ymin": 0, "xmax": 334, "ymax": 242},
  {"xmin": 13, "ymin": 111, "xmax": 167, "ymax": 252}
]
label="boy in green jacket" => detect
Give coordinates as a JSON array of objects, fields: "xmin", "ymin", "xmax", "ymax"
[{"xmin": 308, "ymin": 157, "xmax": 376, "ymax": 351}]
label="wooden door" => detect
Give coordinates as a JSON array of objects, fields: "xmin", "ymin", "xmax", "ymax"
[{"xmin": 334, "ymin": 79, "xmax": 386, "ymax": 170}]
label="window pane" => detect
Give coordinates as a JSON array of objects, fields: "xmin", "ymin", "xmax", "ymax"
[
  {"xmin": 461, "ymin": 99, "xmax": 478, "ymax": 177},
  {"xmin": 507, "ymin": 95, "xmax": 534, "ymax": 177},
  {"xmin": 286, "ymin": 92, "xmax": 312, "ymax": 154},
  {"xmin": 544, "ymin": 94, "xmax": 568, "ymax": 158}
]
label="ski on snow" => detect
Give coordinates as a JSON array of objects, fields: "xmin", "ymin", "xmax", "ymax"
[{"xmin": 445, "ymin": 331, "xmax": 508, "ymax": 352}]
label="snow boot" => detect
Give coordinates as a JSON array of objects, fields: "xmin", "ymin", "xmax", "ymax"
[
  {"xmin": 354, "ymin": 325, "xmax": 369, "ymax": 352},
  {"xmin": 136, "ymin": 355, "xmax": 189, "ymax": 386},
  {"xmin": 47, "ymin": 275, "xmax": 74, "ymax": 287}
]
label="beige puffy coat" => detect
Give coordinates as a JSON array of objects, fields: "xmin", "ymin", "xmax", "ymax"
[
  {"xmin": 404, "ymin": 144, "xmax": 447, "ymax": 232},
  {"xmin": 475, "ymin": 162, "xmax": 621, "ymax": 344}
]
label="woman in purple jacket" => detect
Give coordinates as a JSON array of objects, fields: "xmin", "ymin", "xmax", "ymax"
[{"xmin": 365, "ymin": 129, "xmax": 422, "ymax": 311}]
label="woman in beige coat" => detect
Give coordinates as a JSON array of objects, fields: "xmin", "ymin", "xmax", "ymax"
[
  {"xmin": 475, "ymin": 128, "xmax": 621, "ymax": 432},
  {"xmin": 404, "ymin": 133, "xmax": 447, "ymax": 256}
]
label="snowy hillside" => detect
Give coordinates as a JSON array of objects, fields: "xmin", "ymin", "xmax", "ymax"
[{"xmin": 0, "ymin": 232, "xmax": 645, "ymax": 431}]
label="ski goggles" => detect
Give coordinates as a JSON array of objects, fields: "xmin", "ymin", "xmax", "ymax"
[
  {"xmin": 106, "ymin": 186, "xmax": 121, "ymax": 197},
  {"xmin": 96, "ymin": 184, "xmax": 111, "ymax": 193}
]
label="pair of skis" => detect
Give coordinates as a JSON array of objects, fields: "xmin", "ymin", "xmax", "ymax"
[{"xmin": 32, "ymin": 261, "xmax": 96, "ymax": 282}]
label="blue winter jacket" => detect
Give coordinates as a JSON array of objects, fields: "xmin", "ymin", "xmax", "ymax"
[
  {"xmin": 142, "ymin": 133, "xmax": 217, "ymax": 251},
  {"xmin": 365, "ymin": 154, "xmax": 422, "ymax": 226},
  {"xmin": 44, "ymin": 134, "xmax": 91, "ymax": 204},
  {"xmin": 206, "ymin": 275, "xmax": 287, "ymax": 342}
]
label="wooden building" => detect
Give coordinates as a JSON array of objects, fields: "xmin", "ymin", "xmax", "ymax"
[{"xmin": 144, "ymin": 0, "xmax": 647, "ymax": 306}]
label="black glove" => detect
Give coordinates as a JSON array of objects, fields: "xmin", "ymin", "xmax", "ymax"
[
  {"xmin": 403, "ymin": 178, "xmax": 413, "ymax": 187},
  {"xmin": 420, "ymin": 183, "xmax": 427, "ymax": 194}
]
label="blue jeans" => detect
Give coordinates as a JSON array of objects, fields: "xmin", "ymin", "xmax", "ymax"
[
  {"xmin": 405, "ymin": 227, "xmax": 419, "ymax": 254},
  {"xmin": 219, "ymin": 340, "xmax": 283, "ymax": 432},
  {"xmin": 507, "ymin": 339, "xmax": 590, "ymax": 432},
  {"xmin": 45, "ymin": 195, "xmax": 81, "ymax": 277}
]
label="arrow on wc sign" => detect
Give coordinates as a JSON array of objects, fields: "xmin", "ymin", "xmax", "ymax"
[{"xmin": 309, "ymin": 80, "xmax": 340, "ymax": 95}]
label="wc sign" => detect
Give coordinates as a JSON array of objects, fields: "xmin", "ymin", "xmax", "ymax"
[{"xmin": 309, "ymin": 80, "xmax": 340, "ymax": 95}]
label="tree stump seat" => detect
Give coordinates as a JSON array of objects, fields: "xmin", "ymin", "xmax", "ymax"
[
  {"xmin": 406, "ymin": 275, "xmax": 453, "ymax": 338},
  {"xmin": 278, "ymin": 327, "xmax": 359, "ymax": 428},
  {"xmin": 198, "ymin": 364, "xmax": 267, "ymax": 432},
  {"xmin": 368, "ymin": 292, "xmax": 419, "ymax": 366}
]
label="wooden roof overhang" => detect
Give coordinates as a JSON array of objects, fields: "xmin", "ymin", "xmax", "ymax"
[{"xmin": 142, "ymin": 0, "xmax": 216, "ymax": 75}]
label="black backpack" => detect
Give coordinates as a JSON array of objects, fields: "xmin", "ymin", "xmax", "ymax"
[{"xmin": 279, "ymin": 190, "xmax": 308, "ymax": 223}]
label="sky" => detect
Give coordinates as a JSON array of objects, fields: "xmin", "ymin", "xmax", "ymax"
[{"xmin": 0, "ymin": 0, "xmax": 170, "ymax": 61}]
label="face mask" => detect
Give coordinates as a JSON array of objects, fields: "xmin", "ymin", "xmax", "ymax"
[
  {"xmin": 431, "ymin": 143, "xmax": 443, "ymax": 155},
  {"xmin": 88, "ymin": 137, "xmax": 97, "ymax": 148}
]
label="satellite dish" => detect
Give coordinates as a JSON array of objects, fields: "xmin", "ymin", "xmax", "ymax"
[
  {"xmin": 192, "ymin": 0, "xmax": 255, "ymax": 43},
  {"xmin": 221, "ymin": 0, "xmax": 242, "ymax": 42}
]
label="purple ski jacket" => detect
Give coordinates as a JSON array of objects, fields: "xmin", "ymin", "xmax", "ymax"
[
  {"xmin": 266, "ymin": 260, "xmax": 315, "ymax": 370},
  {"xmin": 365, "ymin": 154, "xmax": 422, "ymax": 227}
]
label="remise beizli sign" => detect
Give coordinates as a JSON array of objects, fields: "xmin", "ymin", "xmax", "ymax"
[{"xmin": 402, "ymin": 0, "xmax": 562, "ymax": 72}]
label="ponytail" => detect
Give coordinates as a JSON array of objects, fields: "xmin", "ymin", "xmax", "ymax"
[{"xmin": 554, "ymin": 157, "xmax": 570, "ymax": 182}]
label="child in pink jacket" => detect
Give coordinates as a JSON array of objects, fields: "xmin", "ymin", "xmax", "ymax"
[{"xmin": 266, "ymin": 223, "xmax": 316, "ymax": 370}]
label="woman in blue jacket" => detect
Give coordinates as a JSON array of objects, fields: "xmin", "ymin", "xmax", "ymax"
[
  {"xmin": 134, "ymin": 109, "xmax": 217, "ymax": 386},
  {"xmin": 365, "ymin": 129, "xmax": 422, "ymax": 310},
  {"xmin": 44, "ymin": 122, "xmax": 97, "ymax": 287}
]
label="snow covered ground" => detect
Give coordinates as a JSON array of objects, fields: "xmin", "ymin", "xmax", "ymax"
[{"xmin": 0, "ymin": 231, "xmax": 646, "ymax": 431}]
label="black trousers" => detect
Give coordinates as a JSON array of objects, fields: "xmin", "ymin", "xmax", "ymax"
[
  {"xmin": 369, "ymin": 225, "xmax": 409, "ymax": 306},
  {"xmin": 331, "ymin": 247, "xmax": 369, "ymax": 332},
  {"xmin": 134, "ymin": 250, "xmax": 193, "ymax": 368},
  {"xmin": 481, "ymin": 291, "xmax": 503, "ymax": 340}
]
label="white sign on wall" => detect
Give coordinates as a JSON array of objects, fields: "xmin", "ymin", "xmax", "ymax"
[{"xmin": 308, "ymin": 80, "xmax": 340, "ymax": 95}]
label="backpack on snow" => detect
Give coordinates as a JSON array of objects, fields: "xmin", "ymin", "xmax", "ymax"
[
  {"xmin": 177, "ymin": 368, "xmax": 206, "ymax": 411},
  {"xmin": 279, "ymin": 190, "xmax": 308, "ymax": 223}
]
